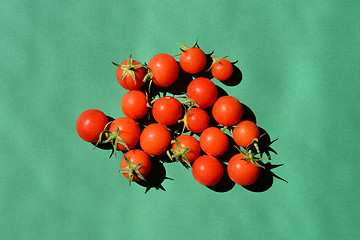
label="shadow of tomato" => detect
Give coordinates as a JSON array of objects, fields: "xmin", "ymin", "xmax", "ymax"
[
  {"xmin": 243, "ymin": 162, "xmax": 287, "ymax": 192},
  {"xmin": 218, "ymin": 64, "xmax": 242, "ymax": 87},
  {"xmin": 207, "ymin": 163, "xmax": 236, "ymax": 193},
  {"xmin": 136, "ymin": 158, "xmax": 173, "ymax": 193}
]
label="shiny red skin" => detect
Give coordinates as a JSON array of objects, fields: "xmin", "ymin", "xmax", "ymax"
[
  {"xmin": 76, "ymin": 109, "xmax": 108, "ymax": 142},
  {"xmin": 152, "ymin": 96, "xmax": 183, "ymax": 126},
  {"xmin": 192, "ymin": 155, "xmax": 224, "ymax": 186},
  {"xmin": 148, "ymin": 53, "xmax": 179, "ymax": 87},
  {"xmin": 211, "ymin": 58, "xmax": 233, "ymax": 81},
  {"xmin": 227, "ymin": 153, "xmax": 260, "ymax": 186},
  {"xmin": 199, "ymin": 127, "xmax": 229, "ymax": 156},
  {"xmin": 232, "ymin": 120, "xmax": 260, "ymax": 148},
  {"xmin": 140, "ymin": 123, "xmax": 171, "ymax": 156},
  {"xmin": 185, "ymin": 108, "xmax": 209, "ymax": 133},
  {"xmin": 179, "ymin": 47, "xmax": 206, "ymax": 74},
  {"xmin": 187, "ymin": 77, "xmax": 218, "ymax": 108},
  {"xmin": 212, "ymin": 96, "xmax": 243, "ymax": 126},
  {"xmin": 109, "ymin": 117, "xmax": 140, "ymax": 151},
  {"xmin": 121, "ymin": 90, "xmax": 149, "ymax": 119}
]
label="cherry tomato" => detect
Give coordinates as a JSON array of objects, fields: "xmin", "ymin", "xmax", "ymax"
[
  {"xmin": 140, "ymin": 123, "xmax": 171, "ymax": 156},
  {"xmin": 108, "ymin": 117, "xmax": 140, "ymax": 151},
  {"xmin": 171, "ymin": 135, "xmax": 201, "ymax": 165},
  {"xmin": 76, "ymin": 109, "xmax": 108, "ymax": 142},
  {"xmin": 179, "ymin": 47, "xmax": 206, "ymax": 74},
  {"xmin": 192, "ymin": 155, "xmax": 224, "ymax": 186},
  {"xmin": 152, "ymin": 96, "xmax": 183, "ymax": 126},
  {"xmin": 113, "ymin": 55, "xmax": 145, "ymax": 90},
  {"xmin": 121, "ymin": 90, "xmax": 149, "ymax": 119},
  {"xmin": 147, "ymin": 53, "xmax": 179, "ymax": 87},
  {"xmin": 212, "ymin": 96, "xmax": 243, "ymax": 126},
  {"xmin": 211, "ymin": 58, "xmax": 233, "ymax": 81},
  {"xmin": 227, "ymin": 153, "xmax": 260, "ymax": 186},
  {"xmin": 232, "ymin": 120, "xmax": 260, "ymax": 148},
  {"xmin": 119, "ymin": 149, "xmax": 151, "ymax": 184},
  {"xmin": 199, "ymin": 127, "xmax": 229, "ymax": 156},
  {"xmin": 186, "ymin": 77, "xmax": 218, "ymax": 108},
  {"xmin": 183, "ymin": 107, "xmax": 209, "ymax": 133}
]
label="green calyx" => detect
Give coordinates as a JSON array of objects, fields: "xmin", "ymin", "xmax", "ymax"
[
  {"xmin": 235, "ymin": 146, "xmax": 268, "ymax": 169},
  {"xmin": 206, "ymin": 53, "xmax": 229, "ymax": 71},
  {"xmin": 175, "ymin": 40, "xmax": 199, "ymax": 56},
  {"xmin": 142, "ymin": 63, "xmax": 154, "ymax": 92},
  {"xmin": 167, "ymin": 140, "xmax": 192, "ymax": 168},
  {"xmin": 116, "ymin": 155, "xmax": 146, "ymax": 186},
  {"xmin": 178, "ymin": 111, "xmax": 190, "ymax": 134},
  {"xmin": 94, "ymin": 121, "xmax": 113, "ymax": 149},
  {"xmin": 177, "ymin": 94, "xmax": 199, "ymax": 134},
  {"xmin": 142, "ymin": 63, "xmax": 153, "ymax": 82},
  {"xmin": 178, "ymin": 93, "xmax": 199, "ymax": 109},
  {"xmin": 112, "ymin": 54, "xmax": 145, "ymax": 85},
  {"xmin": 95, "ymin": 124, "xmax": 129, "ymax": 158},
  {"xmin": 245, "ymin": 132, "xmax": 269, "ymax": 154}
]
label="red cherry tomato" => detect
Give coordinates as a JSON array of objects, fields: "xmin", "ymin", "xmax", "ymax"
[
  {"xmin": 211, "ymin": 58, "xmax": 233, "ymax": 81},
  {"xmin": 199, "ymin": 127, "xmax": 229, "ymax": 156},
  {"xmin": 114, "ymin": 55, "xmax": 145, "ymax": 90},
  {"xmin": 152, "ymin": 96, "xmax": 183, "ymax": 126},
  {"xmin": 232, "ymin": 120, "xmax": 260, "ymax": 148},
  {"xmin": 147, "ymin": 53, "xmax": 179, "ymax": 87},
  {"xmin": 227, "ymin": 153, "xmax": 260, "ymax": 186},
  {"xmin": 184, "ymin": 107, "xmax": 209, "ymax": 133},
  {"xmin": 171, "ymin": 135, "xmax": 201, "ymax": 164},
  {"xmin": 179, "ymin": 47, "xmax": 206, "ymax": 74},
  {"xmin": 212, "ymin": 96, "xmax": 243, "ymax": 126},
  {"xmin": 108, "ymin": 117, "xmax": 140, "ymax": 151},
  {"xmin": 76, "ymin": 109, "xmax": 108, "ymax": 142},
  {"xmin": 121, "ymin": 90, "xmax": 149, "ymax": 119},
  {"xmin": 192, "ymin": 155, "xmax": 224, "ymax": 186},
  {"xmin": 187, "ymin": 77, "xmax": 218, "ymax": 108},
  {"xmin": 140, "ymin": 123, "xmax": 171, "ymax": 156},
  {"xmin": 120, "ymin": 149, "xmax": 151, "ymax": 183}
]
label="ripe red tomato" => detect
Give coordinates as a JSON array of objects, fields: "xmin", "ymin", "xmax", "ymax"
[
  {"xmin": 212, "ymin": 96, "xmax": 243, "ymax": 126},
  {"xmin": 211, "ymin": 57, "xmax": 233, "ymax": 81},
  {"xmin": 118, "ymin": 149, "xmax": 151, "ymax": 185},
  {"xmin": 227, "ymin": 153, "xmax": 260, "ymax": 186},
  {"xmin": 152, "ymin": 96, "xmax": 183, "ymax": 126},
  {"xmin": 232, "ymin": 120, "xmax": 260, "ymax": 148},
  {"xmin": 183, "ymin": 107, "xmax": 209, "ymax": 133},
  {"xmin": 199, "ymin": 127, "xmax": 229, "ymax": 156},
  {"xmin": 108, "ymin": 117, "xmax": 140, "ymax": 151},
  {"xmin": 186, "ymin": 77, "xmax": 218, "ymax": 108},
  {"xmin": 113, "ymin": 55, "xmax": 146, "ymax": 90},
  {"xmin": 192, "ymin": 155, "xmax": 224, "ymax": 186},
  {"xmin": 147, "ymin": 53, "xmax": 179, "ymax": 87},
  {"xmin": 171, "ymin": 135, "xmax": 200, "ymax": 167},
  {"xmin": 76, "ymin": 109, "xmax": 108, "ymax": 142},
  {"xmin": 179, "ymin": 47, "xmax": 206, "ymax": 74},
  {"xmin": 140, "ymin": 123, "xmax": 171, "ymax": 156},
  {"xmin": 121, "ymin": 90, "xmax": 149, "ymax": 119}
]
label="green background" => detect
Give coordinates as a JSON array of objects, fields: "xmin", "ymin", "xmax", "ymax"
[{"xmin": 1, "ymin": 0, "xmax": 359, "ymax": 239}]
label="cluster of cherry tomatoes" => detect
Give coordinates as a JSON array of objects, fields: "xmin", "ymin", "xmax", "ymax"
[{"xmin": 76, "ymin": 41, "xmax": 275, "ymax": 189}]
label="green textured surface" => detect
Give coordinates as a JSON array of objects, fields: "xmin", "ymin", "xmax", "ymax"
[{"xmin": 1, "ymin": 0, "xmax": 359, "ymax": 239}]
